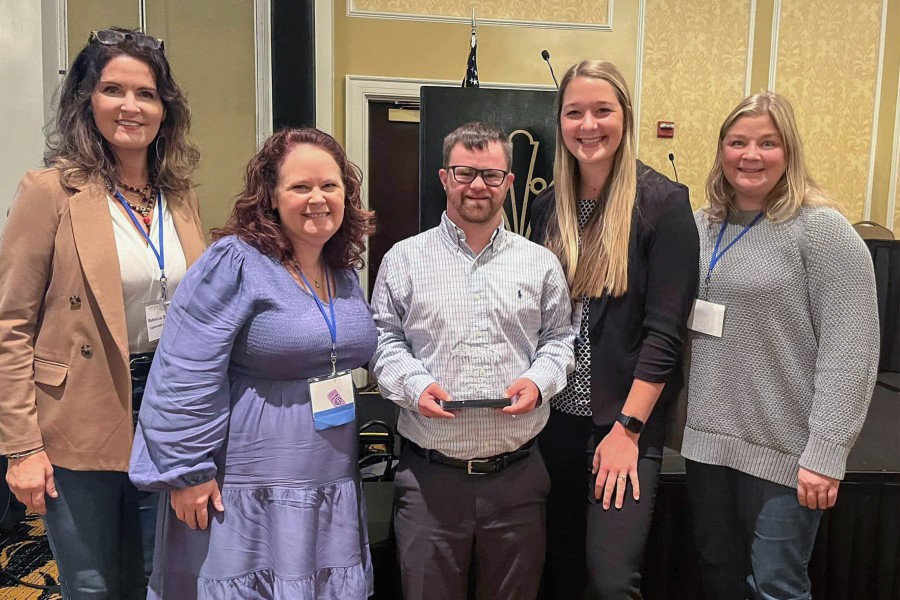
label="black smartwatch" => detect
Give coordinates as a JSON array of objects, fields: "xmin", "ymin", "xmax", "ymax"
[{"xmin": 616, "ymin": 413, "xmax": 645, "ymax": 434}]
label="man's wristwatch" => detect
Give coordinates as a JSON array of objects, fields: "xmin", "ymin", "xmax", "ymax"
[{"xmin": 616, "ymin": 413, "xmax": 645, "ymax": 434}]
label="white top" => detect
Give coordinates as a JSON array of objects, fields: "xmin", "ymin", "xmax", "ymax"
[{"xmin": 107, "ymin": 193, "xmax": 187, "ymax": 354}]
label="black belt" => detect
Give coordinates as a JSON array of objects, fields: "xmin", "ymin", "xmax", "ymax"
[{"xmin": 405, "ymin": 438, "xmax": 535, "ymax": 475}]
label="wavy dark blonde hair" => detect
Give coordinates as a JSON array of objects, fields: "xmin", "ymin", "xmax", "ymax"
[
  {"xmin": 212, "ymin": 128, "xmax": 376, "ymax": 270},
  {"xmin": 545, "ymin": 60, "xmax": 637, "ymax": 298},
  {"xmin": 704, "ymin": 91, "xmax": 841, "ymax": 223},
  {"xmin": 44, "ymin": 27, "xmax": 199, "ymax": 192}
]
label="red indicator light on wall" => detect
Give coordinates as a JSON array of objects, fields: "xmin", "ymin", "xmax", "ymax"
[{"xmin": 657, "ymin": 121, "xmax": 675, "ymax": 138}]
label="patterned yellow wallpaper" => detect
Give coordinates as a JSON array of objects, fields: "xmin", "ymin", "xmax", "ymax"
[
  {"xmin": 639, "ymin": 0, "xmax": 752, "ymax": 208},
  {"xmin": 775, "ymin": 0, "xmax": 881, "ymax": 223},
  {"xmin": 350, "ymin": 0, "xmax": 610, "ymax": 26}
]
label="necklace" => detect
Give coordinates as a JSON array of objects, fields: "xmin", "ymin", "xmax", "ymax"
[
  {"xmin": 105, "ymin": 179, "xmax": 156, "ymax": 226},
  {"xmin": 122, "ymin": 196, "xmax": 156, "ymax": 226},
  {"xmin": 117, "ymin": 180, "xmax": 152, "ymax": 202},
  {"xmin": 291, "ymin": 258, "xmax": 324, "ymax": 291}
]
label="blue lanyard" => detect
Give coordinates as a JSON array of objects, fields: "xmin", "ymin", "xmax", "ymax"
[
  {"xmin": 704, "ymin": 211, "xmax": 764, "ymax": 298},
  {"xmin": 116, "ymin": 190, "xmax": 168, "ymax": 300},
  {"xmin": 298, "ymin": 266, "xmax": 338, "ymax": 374}
]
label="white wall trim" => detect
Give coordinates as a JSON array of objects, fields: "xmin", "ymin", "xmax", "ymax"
[
  {"xmin": 863, "ymin": 0, "xmax": 889, "ymax": 222},
  {"xmin": 768, "ymin": 0, "xmax": 781, "ymax": 90},
  {"xmin": 315, "ymin": 0, "xmax": 334, "ymax": 133},
  {"xmin": 41, "ymin": 0, "xmax": 67, "ymax": 125},
  {"xmin": 886, "ymin": 44, "xmax": 900, "ymax": 230},
  {"xmin": 634, "ymin": 0, "xmax": 646, "ymax": 155},
  {"xmin": 346, "ymin": 0, "xmax": 614, "ymax": 31},
  {"xmin": 138, "ymin": 0, "xmax": 147, "ymax": 31},
  {"xmin": 253, "ymin": 0, "xmax": 273, "ymax": 147},
  {"xmin": 745, "ymin": 0, "xmax": 757, "ymax": 96}
]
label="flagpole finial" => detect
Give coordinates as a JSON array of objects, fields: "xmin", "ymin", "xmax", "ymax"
[{"xmin": 471, "ymin": 6, "xmax": 476, "ymax": 32}]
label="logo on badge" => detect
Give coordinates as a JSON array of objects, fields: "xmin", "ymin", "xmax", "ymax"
[{"xmin": 327, "ymin": 389, "xmax": 345, "ymax": 407}]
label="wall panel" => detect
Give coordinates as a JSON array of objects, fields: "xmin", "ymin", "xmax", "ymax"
[
  {"xmin": 774, "ymin": 0, "xmax": 882, "ymax": 222},
  {"xmin": 639, "ymin": 0, "xmax": 752, "ymax": 207},
  {"xmin": 332, "ymin": 2, "xmax": 641, "ymax": 143},
  {"xmin": 66, "ymin": 0, "xmax": 138, "ymax": 60},
  {"xmin": 349, "ymin": 0, "xmax": 610, "ymax": 27},
  {"xmin": 146, "ymin": 0, "xmax": 257, "ymax": 235}
]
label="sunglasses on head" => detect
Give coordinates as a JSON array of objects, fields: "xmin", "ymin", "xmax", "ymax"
[{"xmin": 89, "ymin": 29, "xmax": 165, "ymax": 52}]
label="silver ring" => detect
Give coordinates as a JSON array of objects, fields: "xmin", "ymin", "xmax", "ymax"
[{"xmin": 617, "ymin": 475, "xmax": 627, "ymax": 481}]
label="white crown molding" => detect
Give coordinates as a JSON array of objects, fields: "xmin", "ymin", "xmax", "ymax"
[
  {"xmin": 864, "ymin": 0, "xmax": 889, "ymax": 221},
  {"xmin": 315, "ymin": 0, "xmax": 334, "ymax": 133},
  {"xmin": 346, "ymin": 0, "xmax": 614, "ymax": 31},
  {"xmin": 634, "ymin": 0, "xmax": 646, "ymax": 156},
  {"xmin": 745, "ymin": 0, "xmax": 756, "ymax": 96},
  {"xmin": 253, "ymin": 0, "xmax": 273, "ymax": 147},
  {"xmin": 768, "ymin": 0, "xmax": 781, "ymax": 90}
]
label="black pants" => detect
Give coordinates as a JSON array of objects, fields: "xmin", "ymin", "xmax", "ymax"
[
  {"xmin": 539, "ymin": 408, "xmax": 662, "ymax": 599},
  {"xmin": 393, "ymin": 443, "xmax": 550, "ymax": 600}
]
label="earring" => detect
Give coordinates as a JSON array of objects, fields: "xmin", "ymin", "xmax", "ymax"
[{"xmin": 154, "ymin": 135, "xmax": 166, "ymax": 164}]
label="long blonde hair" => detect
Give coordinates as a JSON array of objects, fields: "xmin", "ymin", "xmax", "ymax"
[
  {"xmin": 705, "ymin": 91, "xmax": 840, "ymax": 223},
  {"xmin": 545, "ymin": 60, "xmax": 637, "ymax": 298}
]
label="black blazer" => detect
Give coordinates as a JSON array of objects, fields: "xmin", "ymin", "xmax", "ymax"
[{"xmin": 529, "ymin": 161, "xmax": 699, "ymax": 450}]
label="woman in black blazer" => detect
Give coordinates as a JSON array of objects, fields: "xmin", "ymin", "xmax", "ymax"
[{"xmin": 529, "ymin": 60, "xmax": 699, "ymax": 599}]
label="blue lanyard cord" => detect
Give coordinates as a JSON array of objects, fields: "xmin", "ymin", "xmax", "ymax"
[
  {"xmin": 116, "ymin": 190, "xmax": 168, "ymax": 299},
  {"xmin": 704, "ymin": 211, "xmax": 764, "ymax": 298},
  {"xmin": 298, "ymin": 264, "xmax": 338, "ymax": 374}
]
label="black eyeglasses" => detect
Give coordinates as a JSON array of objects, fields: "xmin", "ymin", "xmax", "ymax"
[
  {"xmin": 447, "ymin": 165, "xmax": 509, "ymax": 187},
  {"xmin": 89, "ymin": 29, "xmax": 165, "ymax": 52}
]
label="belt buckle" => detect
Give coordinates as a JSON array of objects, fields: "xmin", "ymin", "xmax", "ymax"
[{"xmin": 466, "ymin": 458, "xmax": 490, "ymax": 475}]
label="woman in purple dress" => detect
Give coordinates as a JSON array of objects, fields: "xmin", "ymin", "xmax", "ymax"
[{"xmin": 129, "ymin": 127, "xmax": 377, "ymax": 599}]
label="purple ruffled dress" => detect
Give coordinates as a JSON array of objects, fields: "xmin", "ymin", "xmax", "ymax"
[{"xmin": 130, "ymin": 236, "xmax": 376, "ymax": 599}]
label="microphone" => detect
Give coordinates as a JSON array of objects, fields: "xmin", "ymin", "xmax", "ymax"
[
  {"xmin": 541, "ymin": 50, "xmax": 559, "ymax": 89},
  {"xmin": 668, "ymin": 152, "xmax": 679, "ymax": 183}
]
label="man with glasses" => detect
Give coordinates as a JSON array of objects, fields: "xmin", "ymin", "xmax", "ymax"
[{"xmin": 371, "ymin": 121, "xmax": 575, "ymax": 600}]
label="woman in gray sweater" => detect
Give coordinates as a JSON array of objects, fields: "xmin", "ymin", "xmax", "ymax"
[{"xmin": 684, "ymin": 91, "xmax": 879, "ymax": 600}]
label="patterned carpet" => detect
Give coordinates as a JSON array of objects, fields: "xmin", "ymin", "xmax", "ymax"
[{"xmin": 0, "ymin": 508, "xmax": 60, "ymax": 600}]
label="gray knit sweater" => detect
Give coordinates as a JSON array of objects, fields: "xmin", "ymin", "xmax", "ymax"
[{"xmin": 682, "ymin": 206, "xmax": 880, "ymax": 488}]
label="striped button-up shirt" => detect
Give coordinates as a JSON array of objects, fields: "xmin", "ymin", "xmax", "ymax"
[{"xmin": 371, "ymin": 212, "xmax": 575, "ymax": 459}]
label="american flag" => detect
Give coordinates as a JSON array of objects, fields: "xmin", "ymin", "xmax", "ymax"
[{"xmin": 462, "ymin": 14, "xmax": 479, "ymax": 88}]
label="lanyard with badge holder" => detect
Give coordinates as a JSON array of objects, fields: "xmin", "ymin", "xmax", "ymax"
[
  {"xmin": 116, "ymin": 190, "xmax": 170, "ymax": 343},
  {"xmin": 299, "ymin": 267, "xmax": 357, "ymax": 431},
  {"xmin": 687, "ymin": 211, "xmax": 764, "ymax": 337}
]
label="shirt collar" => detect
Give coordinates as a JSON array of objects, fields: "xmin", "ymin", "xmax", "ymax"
[{"xmin": 439, "ymin": 211, "xmax": 506, "ymax": 257}]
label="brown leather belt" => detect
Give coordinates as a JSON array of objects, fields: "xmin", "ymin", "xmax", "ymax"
[{"xmin": 405, "ymin": 438, "xmax": 535, "ymax": 475}]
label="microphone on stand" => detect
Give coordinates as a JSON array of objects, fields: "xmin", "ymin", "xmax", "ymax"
[
  {"xmin": 668, "ymin": 152, "xmax": 679, "ymax": 183},
  {"xmin": 541, "ymin": 50, "xmax": 559, "ymax": 89}
]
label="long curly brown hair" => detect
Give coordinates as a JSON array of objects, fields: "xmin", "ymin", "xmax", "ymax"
[
  {"xmin": 45, "ymin": 27, "xmax": 199, "ymax": 192},
  {"xmin": 212, "ymin": 128, "xmax": 375, "ymax": 269}
]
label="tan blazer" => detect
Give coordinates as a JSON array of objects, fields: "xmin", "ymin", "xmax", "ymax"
[{"xmin": 0, "ymin": 168, "xmax": 206, "ymax": 472}]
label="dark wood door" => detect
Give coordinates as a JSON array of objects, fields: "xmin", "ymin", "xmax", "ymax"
[{"xmin": 366, "ymin": 101, "xmax": 420, "ymax": 296}]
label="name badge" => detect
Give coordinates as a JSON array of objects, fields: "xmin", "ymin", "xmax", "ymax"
[
  {"xmin": 144, "ymin": 301, "xmax": 170, "ymax": 343},
  {"xmin": 687, "ymin": 299, "xmax": 725, "ymax": 338},
  {"xmin": 309, "ymin": 369, "xmax": 356, "ymax": 430}
]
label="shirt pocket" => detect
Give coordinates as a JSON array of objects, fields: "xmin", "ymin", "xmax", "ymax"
[{"xmin": 33, "ymin": 357, "xmax": 69, "ymax": 387}]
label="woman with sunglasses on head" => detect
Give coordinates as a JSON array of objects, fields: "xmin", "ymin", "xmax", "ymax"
[
  {"xmin": 684, "ymin": 92, "xmax": 879, "ymax": 600},
  {"xmin": 0, "ymin": 27, "xmax": 204, "ymax": 599},
  {"xmin": 529, "ymin": 60, "xmax": 699, "ymax": 598}
]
